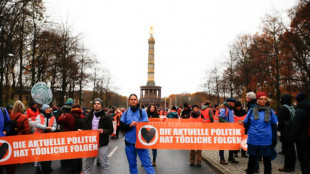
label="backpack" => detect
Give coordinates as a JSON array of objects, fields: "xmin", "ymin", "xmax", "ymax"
[
  {"xmin": 71, "ymin": 113, "xmax": 86, "ymax": 130},
  {"xmin": 124, "ymin": 108, "xmax": 143, "ymax": 122},
  {"xmin": 6, "ymin": 114, "xmax": 23, "ymax": 136},
  {"xmin": 283, "ymin": 104, "xmax": 295, "ymax": 123}
]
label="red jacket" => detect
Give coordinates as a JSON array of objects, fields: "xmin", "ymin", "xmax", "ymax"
[
  {"xmin": 57, "ymin": 108, "xmax": 85, "ymax": 131},
  {"xmin": 26, "ymin": 108, "xmax": 40, "ymax": 121},
  {"xmin": 10, "ymin": 112, "xmax": 30, "ymax": 135}
]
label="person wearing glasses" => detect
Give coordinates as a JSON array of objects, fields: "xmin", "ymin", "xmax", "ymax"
[
  {"xmin": 82, "ymin": 98, "xmax": 113, "ymax": 174},
  {"xmin": 244, "ymin": 92, "xmax": 278, "ymax": 174},
  {"xmin": 120, "ymin": 94, "xmax": 155, "ymax": 174}
]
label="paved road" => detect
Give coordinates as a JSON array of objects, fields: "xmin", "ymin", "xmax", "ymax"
[{"xmin": 14, "ymin": 133, "xmax": 219, "ymax": 174}]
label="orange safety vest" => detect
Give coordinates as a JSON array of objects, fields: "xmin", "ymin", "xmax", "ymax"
[
  {"xmin": 200, "ymin": 108, "xmax": 213, "ymax": 123},
  {"xmin": 214, "ymin": 107, "xmax": 228, "ymax": 123},
  {"xmin": 188, "ymin": 114, "xmax": 204, "ymax": 122},
  {"xmin": 35, "ymin": 114, "xmax": 55, "ymax": 134}
]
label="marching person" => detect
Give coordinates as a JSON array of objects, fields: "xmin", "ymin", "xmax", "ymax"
[
  {"xmin": 120, "ymin": 94, "xmax": 155, "ymax": 174},
  {"xmin": 35, "ymin": 104, "xmax": 57, "ymax": 174},
  {"xmin": 278, "ymin": 94, "xmax": 296, "ymax": 172},
  {"xmin": 6, "ymin": 100, "xmax": 30, "ymax": 174},
  {"xmin": 147, "ymin": 104, "xmax": 159, "ymax": 166},
  {"xmin": 57, "ymin": 104, "xmax": 86, "ymax": 174},
  {"xmin": 244, "ymin": 92, "xmax": 278, "ymax": 174},
  {"xmin": 218, "ymin": 98, "xmax": 239, "ymax": 165},
  {"xmin": 189, "ymin": 105, "xmax": 205, "ymax": 167},
  {"xmin": 291, "ymin": 92, "xmax": 310, "ymax": 174},
  {"xmin": 27, "ymin": 102, "xmax": 40, "ymax": 121},
  {"xmin": 82, "ymin": 98, "xmax": 113, "ymax": 174}
]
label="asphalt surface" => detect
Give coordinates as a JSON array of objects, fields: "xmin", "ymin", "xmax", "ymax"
[{"xmin": 12, "ymin": 133, "xmax": 219, "ymax": 174}]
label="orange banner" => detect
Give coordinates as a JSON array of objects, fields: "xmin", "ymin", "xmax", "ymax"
[
  {"xmin": 0, "ymin": 130, "xmax": 99, "ymax": 165},
  {"xmin": 136, "ymin": 122, "xmax": 244, "ymax": 150}
]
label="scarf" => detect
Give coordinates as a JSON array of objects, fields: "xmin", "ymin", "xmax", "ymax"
[
  {"xmin": 253, "ymin": 105, "xmax": 270, "ymax": 122},
  {"xmin": 130, "ymin": 104, "xmax": 140, "ymax": 112},
  {"xmin": 94, "ymin": 109, "xmax": 104, "ymax": 117}
]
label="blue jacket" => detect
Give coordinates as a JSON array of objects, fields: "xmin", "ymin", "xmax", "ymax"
[
  {"xmin": 219, "ymin": 107, "xmax": 234, "ymax": 123},
  {"xmin": 244, "ymin": 109, "xmax": 278, "ymax": 146},
  {"xmin": 120, "ymin": 108, "xmax": 149, "ymax": 144},
  {"xmin": 0, "ymin": 108, "xmax": 11, "ymax": 137}
]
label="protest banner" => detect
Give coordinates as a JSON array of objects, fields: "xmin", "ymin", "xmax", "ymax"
[
  {"xmin": 0, "ymin": 130, "xmax": 98, "ymax": 165},
  {"xmin": 136, "ymin": 122, "xmax": 244, "ymax": 150}
]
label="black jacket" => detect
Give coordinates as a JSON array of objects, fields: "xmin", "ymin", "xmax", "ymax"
[
  {"xmin": 278, "ymin": 105, "xmax": 293, "ymax": 142},
  {"xmin": 291, "ymin": 99, "xmax": 310, "ymax": 144},
  {"xmin": 83, "ymin": 109, "xmax": 113, "ymax": 147}
]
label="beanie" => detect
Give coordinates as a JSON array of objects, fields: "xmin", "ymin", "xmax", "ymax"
[
  {"xmin": 256, "ymin": 92, "xmax": 267, "ymax": 100},
  {"xmin": 94, "ymin": 98, "xmax": 104, "ymax": 106},
  {"xmin": 42, "ymin": 104, "xmax": 50, "ymax": 112},
  {"xmin": 52, "ymin": 105, "xmax": 59, "ymax": 111},
  {"xmin": 65, "ymin": 98, "xmax": 73, "ymax": 105},
  {"xmin": 280, "ymin": 94, "xmax": 292, "ymax": 105},
  {"xmin": 226, "ymin": 98, "xmax": 236, "ymax": 103},
  {"xmin": 295, "ymin": 92, "xmax": 307, "ymax": 103}
]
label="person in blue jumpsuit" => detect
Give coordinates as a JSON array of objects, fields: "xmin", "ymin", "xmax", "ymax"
[{"xmin": 120, "ymin": 94, "xmax": 155, "ymax": 174}]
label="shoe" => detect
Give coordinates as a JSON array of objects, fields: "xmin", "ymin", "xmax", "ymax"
[
  {"xmin": 242, "ymin": 154, "xmax": 248, "ymax": 158},
  {"xmin": 279, "ymin": 168, "xmax": 295, "ymax": 172},
  {"xmin": 96, "ymin": 160, "xmax": 100, "ymax": 166},
  {"xmin": 220, "ymin": 160, "xmax": 228, "ymax": 165},
  {"xmin": 197, "ymin": 164, "xmax": 201, "ymax": 167},
  {"xmin": 190, "ymin": 163, "xmax": 195, "ymax": 166},
  {"xmin": 228, "ymin": 158, "xmax": 239, "ymax": 163},
  {"xmin": 152, "ymin": 162, "xmax": 156, "ymax": 166}
]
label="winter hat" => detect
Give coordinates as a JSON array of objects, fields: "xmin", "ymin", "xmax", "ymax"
[
  {"xmin": 280, "ymin": 94, "xmax": 292, "ymax": 105},
  {"xmin": 256, "ymin": 92, "xmax": 267, "ymax": 100},
  {"xmin": 52, "ymin": 105, "xmax": 59, "ymax": 111},
  {"xmin": 235, "ymin": 101, "xmax": 242, "ymax": 107},
  {"xmin": 295, "ymin": 92, "xmax": 307, "ymax": 103},
  {"xmin": 41, "ymin": 104, "xmax": 50, "ymax": 112},
  {"xmin": 65, "ymin": 98, "xmax": 73, "ymax": 105},
  {"xmin": 226, "ymin": 98, "xmax": 236, "ymax": 103},
  {"xmin": 93, "ymin": 98, "xmax": 104, "ymax": 106}
]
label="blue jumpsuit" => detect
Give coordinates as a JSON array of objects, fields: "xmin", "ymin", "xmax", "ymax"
[{"xmin": 120, "ymin": 107, "xmax": 155, "ymax": 174}]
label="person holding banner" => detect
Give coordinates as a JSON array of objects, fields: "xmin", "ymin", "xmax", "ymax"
[
  {"xmin": 35, "ymin": 104, "xmax": 57, "ymax": 174},
  {"xmin": 57, "ymin": 104, "xmax": 86, "ymax": 174},
  {"xmin": 189, "ymin": 105, "xmax": 204, "ymax": 167},
  {"xmin": 120, "ymin": 94, "xmax": 155, "ymax": 174},
  {"xmin": 243, "ymin": 92, "xmax": 278, "ymax": 174},
  {"xmin": 233, "ymin": 101, "xmax": 248, "ymax": 158},
  {"xmin": 82, "ymin": 98, "xmax": 113, "ymax": 174},
  {"xmin": 218, "ymin": 98, "xmax": 239, "ymax": 165},
  {"xmin": 147, "ymin": 104, "xmax": 159, "ymax": 166}
]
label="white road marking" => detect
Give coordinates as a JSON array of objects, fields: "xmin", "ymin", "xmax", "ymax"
[{"xmin": 108, "ymin": 146, "xmax": 119, "ymax": 158}]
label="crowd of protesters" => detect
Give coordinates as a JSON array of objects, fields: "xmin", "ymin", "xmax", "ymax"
[{"xmin": 0, "ymin": 91, "xmax": 309, "ymax": 174}]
